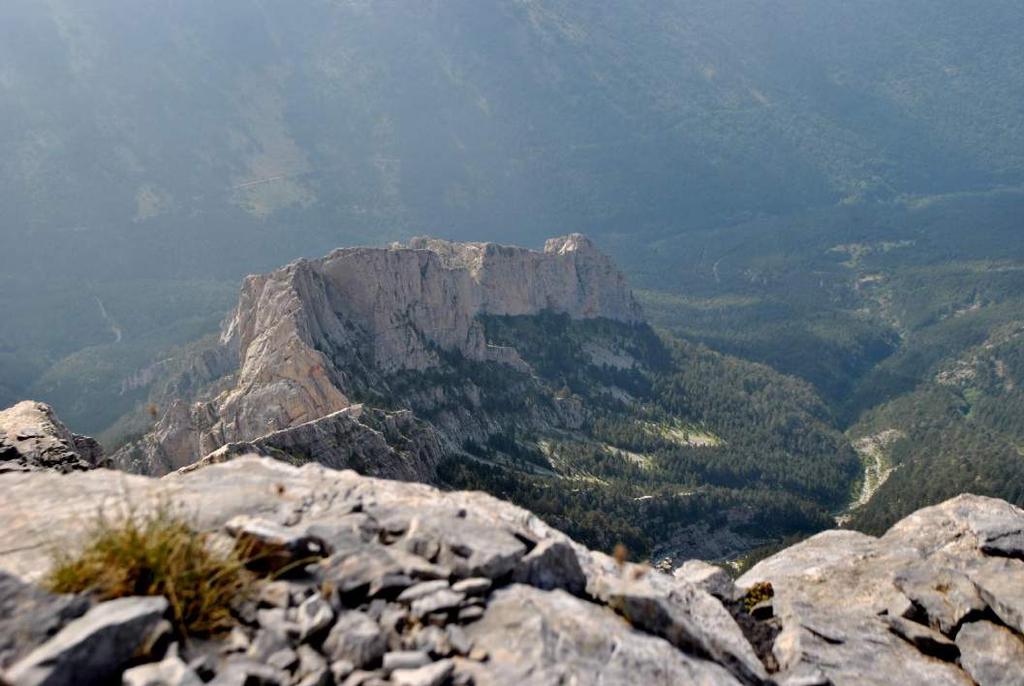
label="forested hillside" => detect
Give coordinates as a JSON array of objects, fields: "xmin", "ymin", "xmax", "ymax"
[
  {"xmin": 434, "ymin": 314, "xmax": 856, "ymax": 562},
  {"xmin": 2, "ymin": 0, "xmax": 1023, "ymax": 434},
  {"xmin": 631, "ymin": 188, "xmax": 1024, "ymax": 533},
  {"xmin": 1, "ymin": 1, "xmax": 1022, "ymax": 551}
]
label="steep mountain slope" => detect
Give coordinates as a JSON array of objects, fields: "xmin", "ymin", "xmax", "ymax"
[
  {"xmin": 112, "ymin": 236, "xmax": 856, "ymax": 562},
  {"xmin": 2, "ymin": 1, "xmax": 1022, "ymax": 433},
  {"xmin": 114, "ymin": 234, "xmax": 640, "ymax": 473}
]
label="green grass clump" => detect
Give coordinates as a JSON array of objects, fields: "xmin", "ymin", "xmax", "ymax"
[{"xmin": 45, "ymin": 505, "xmax": 253, "ymax": 636}]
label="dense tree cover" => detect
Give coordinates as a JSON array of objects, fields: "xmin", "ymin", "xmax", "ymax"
[
  {"xmin": 650, "ymin": 339, "xmax": 858, "ymax": 505},
  {"xmin": 433, "ymin": 313, "xmax": 855, "ymax": 559},
  {"xmin": 438, "ymin": 457, "xmax": 833, "ymax": 561},
  {"xmin": 623, "ymin": 189, "xmax": 1024, "ymax": 540},
  {"xmin": 628, "ymin": 190, "xmax": 1024, "ymax": 413},
  {"xmin": 851, "ymin": 331, "xmax": 1024, "ymax": 533}
]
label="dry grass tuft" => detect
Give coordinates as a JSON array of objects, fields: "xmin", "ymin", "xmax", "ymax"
[
  {"xmin": 45, "ymin": 504, "xmax": 253, "ymax": 636},
  {"xmin": 742, "ymin": 581, "xmax": 775, "ymax": 613}
]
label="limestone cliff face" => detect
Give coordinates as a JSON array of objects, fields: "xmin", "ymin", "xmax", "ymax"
[{"xmin": 115, "ymin": 234, "xmax": 641, "ymax": 474}]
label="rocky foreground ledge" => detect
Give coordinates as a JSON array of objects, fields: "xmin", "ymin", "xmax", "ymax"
[
  {"xmin": 1, "ymin": 457, "xmax": 1023, "ymax": 686},
  {"xmin": 0, "ymin": 401, "xmax": 106, "ymax": 474}
]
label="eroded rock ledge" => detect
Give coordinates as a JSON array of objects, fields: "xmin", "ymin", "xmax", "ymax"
[
  {"xmin": 0, "ymin": 401, "xmax": 106, "ymax": 474},
  {"xmin": 2, "ymin": 457, "xmax": 1023, "ymax": 685}
]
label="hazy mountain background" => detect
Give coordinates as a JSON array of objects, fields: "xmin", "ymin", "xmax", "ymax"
[{"xmin": 2, "ymin": 0, "xmax": 1023, "ymax": 534}]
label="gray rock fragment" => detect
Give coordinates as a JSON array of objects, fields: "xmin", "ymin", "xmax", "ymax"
[
  {"xmin": 511, "ymin": 539, "xmax": 586, "ymax": 595},
  {"xmin": 956, "ymin": 621, "xmax": 1024, "ymax": 686},
  {"xmin": 338, "ymin": 670, "xmax": 387, "ymax": 686},
  {"xmin": 296, "ymin": 594, "xmax": 334, "ymax": 642},
  {"xmin": 322, "ymin": 612, "xmax": 386, "ymax": 669},
  {"xmin": 221, "ymin": 627, "xmax": 250, "ymax": 654},
  {"xmin": 456, "ymin": 606, "xmax": 484, "ymax": 624},
  {"xmin": 407, "ymin": 626, "xmax": 451, "ymax": 658},
  {"xmin": 294, "ymin": 644, "xmax": 327, "ymax": 676},
  {"xmin": 396, "ymin": 580, "xmax": 450, "ymax": 604},
  {"xmin": 444, "ymin": 625, "xmax": 472, "ymax": 656},
  {"xmin": 329, "ymin": 659, "xmax": 354, "ymax": 683},
  {"xmin": 463, "ymin": 585, "xmax": 742, "ymax": 685},
  {"xmin": 382, "ymin": 651, "xmax": 431, "ymax": 672},
  {"xmin": 209, "ymin": 657, "xmax": 289, "ymax": 686},
  {"xmin": 594, "ymin": 572, "xmax": 766, "ymax": 683},
  {"xmin": 893, "ymin": 564, "xmax": 985, "ymax": 635},
  {"xmin": 970, "ymin": 558, "xmax": 1024, "ymax": 635},
  {"xmin": 266, "ymin": 648, "xmax": 298, "ymax": 672},
  {"xmin": 772, "ymin": 664, "xmax": 831, "ymax": 686},
  {"xmin": 247, "ymin": 626, "xmax": 293, "ymax": 662},
  {"xmin": 391, "ymin": 510, "xmax": 527, "ymax": 580},
  {"xmin": 410, "ymin": 590, "xmax": 465, "ymax": 619},
  {"xmin": 376, "ymin": 605, "xmax": 409, "ymax": 649},
  {"xmin": 257, "ymin": 581, "xmax": 293, "ymax": 609},
  {"xmin": 769, "ymin": 600, "xmax": 973, "ymax": 686},
  {"xmin": 0, "ymin": 401, "xmax": 106, "ymax": 473},
  {"xmin": 122, "ymin": 654, "xmax": 203, "ymax": 686},
  {"xmin": 883, "ymin": 615, "xmax": 960, "ymax": 661},
  {"xmin": 674, "ymin": 560, "xmax": 738, "ymax": 601},
  {"xmin": 0, "ymin": 572, "xmax": 91, "ymax": 670},
  {"xmin": 224, "ymin": 516, "xmax": 327, "ymax": 573},
  {"xmin": 321, "ymin": 545, "xmax": 447, "ymax": 601},
  {"xmin": 450, "ymin": 578, "xmax": 490, "ymax": 597},
  {"xmin": 390, "ymin": 659, "xmax": 454, "ymax": 686},
  {"xmin": 4, "ymin": 596, "xmax": 169, "ymax": 686}
]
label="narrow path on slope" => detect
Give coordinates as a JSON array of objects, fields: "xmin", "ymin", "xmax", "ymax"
[
  {"xmin": 834, "ymin": 430, "xmax": 902, "ymax": 526},
  {"xmin": 94, "ymin": 296, "xmax": 123, "ymax": 344}
]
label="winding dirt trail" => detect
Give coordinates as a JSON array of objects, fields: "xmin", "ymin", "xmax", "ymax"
[
  {"xmin": 94, "ymin": 296, "xmax": 123, "ymax": 344},
  {"xmin": 835, "ymin": 430, "xmax": 903, "ymax": 525}
]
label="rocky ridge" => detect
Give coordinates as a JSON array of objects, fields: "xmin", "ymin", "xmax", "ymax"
[
  {"xmin": 0, "ymin": 401, "xmax": 106, "ymax": 474},
  {"xmin": 122, "ymin": 403, "xmax": 440, "ymax": 483},
  {"xmin": 2, "ymin": 456, "xmax": 1023, "ymax": 685},
  {"xmin": 113, "ymin": 234, "xmax": 642, "ymax": 475}
]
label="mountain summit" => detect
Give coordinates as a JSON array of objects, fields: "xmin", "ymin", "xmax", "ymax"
[{"xmin": 115, "ymin": 235, "xmax": 641, "ymax": 474}]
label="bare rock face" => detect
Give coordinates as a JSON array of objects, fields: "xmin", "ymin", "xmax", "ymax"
[
  {"xmin": 0, "ymin": 572, "xmax": 91, "ymax": 670},
  {"xmin": 0, "ymin": 401, "xmax": 106, "ymax": 473},
  {"xmin": 738, "ymin": 494, "xmax": 1024, "ymax": 685},
  {"xmin": 5, "ymin": 596, "xmax": 170, "ymax": 686},
  {"xmin": 2, "ymin": 459, "xmax": 1024, "ymax": 685},
  {"xmin": 115, "ymin": 234, "xmax": 642, "ymax": 474},
  {"xmin": 218, "ymin": 233, "xmax": 640, "ymax": 435}
]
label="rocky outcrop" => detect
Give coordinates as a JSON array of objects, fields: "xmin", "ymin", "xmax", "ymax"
[
  {"xmin": 0, "ymin": 573, "xmax": 91, "ymax": 671},
  {"xmin": 113, "ymin": 402, "xmax": 441, "ymax": 480},
  {"xmin": 2, "ymin": 458, "xmax": 1023, "ymax": 685},
  {"xmin": 0, "ymin": 401, "xmax": 106, "ymax": 473},
  {"xmin": 115, "ymin": 234, "xmax": 642, "ymax": 474},
  {"xmin": 179, "ymin": 405, "xmax": 443, "ymax": 483},
  {"xmin": 5, "ymin": 596, "xmax": 171, "ymax": 686},
  {"xmin": 738, "ymin": 494, "xmax": 1024, "ymax": 685}
]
